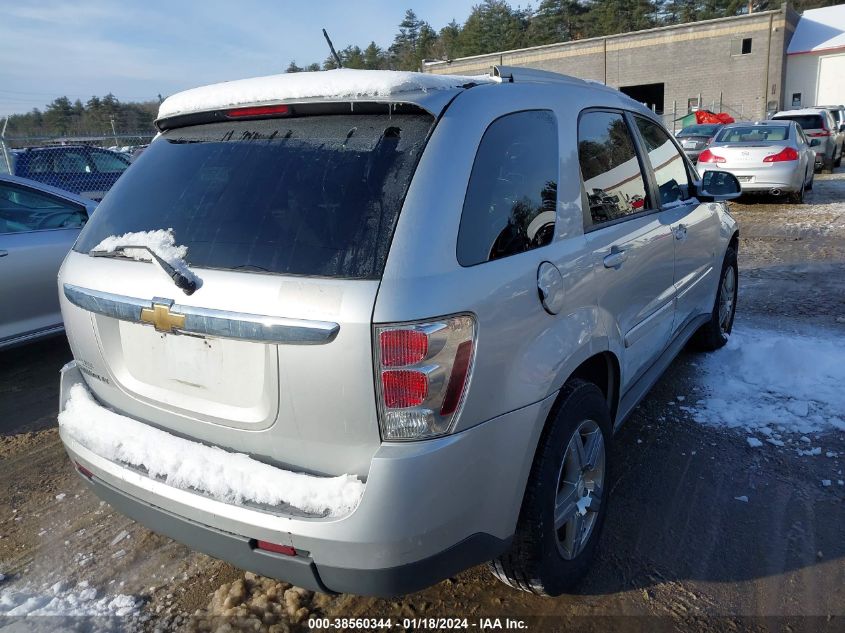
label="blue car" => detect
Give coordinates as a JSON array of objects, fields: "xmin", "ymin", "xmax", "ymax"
[{"xmin": 12, "ymin": 145, "xmax": 130, "ymax": 201}]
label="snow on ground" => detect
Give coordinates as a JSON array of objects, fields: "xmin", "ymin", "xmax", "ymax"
[
  {"xmin": 688, "ymin": 326, "xmax": 845, "ymax": 445},
  {"xmin": 158, "ymin": 68, "xmax": 496, "ymax": 118},
  {"xmin": 58, "ymin": 384, "xmax": 364, "ymax": 517},
  {"xmin": 0, "ymin": 580, "xmax": 140, "ymax": 617},
  {"xmin": 92, "ymin": 228, "xmax": 201, "ymax": 289}
]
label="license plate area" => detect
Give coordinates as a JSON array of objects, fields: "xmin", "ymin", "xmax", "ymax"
[{"xmin": 93, "ymin": 316, "xmax": 280, "ymax": 430}]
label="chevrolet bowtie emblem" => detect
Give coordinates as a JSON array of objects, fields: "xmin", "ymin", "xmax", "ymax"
[{"xmin": 140, "ymin": 301, "xmax": 185, "ymax": 333}]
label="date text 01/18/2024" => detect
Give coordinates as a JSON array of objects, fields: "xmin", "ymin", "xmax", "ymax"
[{"xmin": 307, "ymin": 617, "xmax": 529, "ymax": 630}]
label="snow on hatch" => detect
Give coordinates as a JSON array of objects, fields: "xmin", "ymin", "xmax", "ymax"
[
  {"xmin": 93, "ymin": 228, "xmax": 201, "ymax": 289},
  {"xmin": 688, "ymin": 326, "xmax": 845, "ymax": 440},
  {"xmin": 58, "ymin": 384, "xmax": 365, "ymax": 517},
  {"xmin": 158, "ymin": 68, "xmax": 496, "ymax": 119}
]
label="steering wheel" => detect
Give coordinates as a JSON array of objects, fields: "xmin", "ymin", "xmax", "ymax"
[{"xmin": 35, "ymin": 210, "xmax": 82, "ymax": 229}]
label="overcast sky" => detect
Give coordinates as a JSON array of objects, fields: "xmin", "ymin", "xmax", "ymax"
[{"xmin": 0, "ymin": 0, "xmax": 480, "ymax": 117}]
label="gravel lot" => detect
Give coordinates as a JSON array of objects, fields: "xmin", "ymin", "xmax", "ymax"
[{"xmin": 1, "ymin": 172, "xmax": 843, "ymax": 633}]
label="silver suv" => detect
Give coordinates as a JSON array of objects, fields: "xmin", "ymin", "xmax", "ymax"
[
  {"xmin": 772, "ymin": 108, "xmax": 844, "ymax": 172},
  {"xmin": 56, "ymin": 67, "xmax": 741, "ymax": 597}
]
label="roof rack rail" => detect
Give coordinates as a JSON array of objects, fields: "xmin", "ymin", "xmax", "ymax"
[{"xmin": 491, "ymin": 65, "xmax": 607, "ymax": 89}]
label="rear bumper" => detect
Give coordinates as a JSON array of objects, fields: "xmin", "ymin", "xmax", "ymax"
[
  {"xmin": 704, "ymin": 163, "xmax": 803, "ymax": 192},
  {"xmin": 58, "ymin": 362, "xmax": 552, "ymax": 596}
]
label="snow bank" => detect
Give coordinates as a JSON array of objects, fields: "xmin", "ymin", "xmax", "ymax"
[
  {"xmin": 158, "ymin": 68, "xmax": 495, "ymax": 119},
  {"xmin": 58, "ymin": 384, "xmax": 364, "ymax": 517},
  {"xmin": 0, "ymin": 580, "xmax": 140, "ymax": 617},
  {"xmin": 93, "ymin": 228, "xmax": 201, "ymax": 289},
  {"xmin": 689, "ymin": 327, "xmax": 845, "ymax": 437}
]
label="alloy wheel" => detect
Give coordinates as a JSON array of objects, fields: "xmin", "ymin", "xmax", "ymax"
[
  {"xmin": 554, "ymin": 419, "xmax": 606, "ymax": 560},
  {"xmin": 718, "ymin": 265, "xmax": 736, "ymax": 334}
]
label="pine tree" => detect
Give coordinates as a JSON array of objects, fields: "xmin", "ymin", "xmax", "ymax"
[{"xmin": 529, "ymin": 0, "xmax": 589, "ymax": 43}]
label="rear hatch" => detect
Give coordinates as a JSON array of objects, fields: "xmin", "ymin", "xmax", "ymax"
[{"xmin": 59, "ymin": 108, "xmax": 435, "ymax": 478}]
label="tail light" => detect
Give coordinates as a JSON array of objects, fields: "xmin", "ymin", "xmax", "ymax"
[
  {"xmin": 763, "ymin": 147, "xmax": 799, "ymax": 162},
  {"xmin": 808, "ymin": 130, "xmax": 830, "ymax": 137},
  {"xmin": 698, "ymin": 149, "xmax": 725, "ymax": 163},
  {"xmin": 374, "ymin": 315, "xmax": 476, "ymax": 440}
]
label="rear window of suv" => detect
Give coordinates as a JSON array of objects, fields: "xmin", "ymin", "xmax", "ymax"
[
  {"xmin": 774, "ymin": 115, "xmax": 824, "ymax": 131},
  {"xmin": 74, "ymin": 113, "xmax": 434, "ymax": 279}
]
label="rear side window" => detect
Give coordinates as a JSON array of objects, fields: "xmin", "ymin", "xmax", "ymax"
[
  {"xmin": 635, "ymin": 117, "xmax": 690, "ymax": 207},
  {"xmin": 775, "ymin": 115, "xmax": 824, "ymax": 131},
  {"xmin": 74, "ymin": 114, "xmax": 433, "ymax": 279},
  {"xmin": 55, "ymin": 150, "xmax": 92, "ymax": 173},
  {"xmin": 457, "ymin": 111, "xmax": 558, "ymax": 267},
  {"xmin": 577, "ymin": 111, "xmax": 648, "ymax": 226},
  {"xmin": 90, "ymin": 150, "xmax": 129, "ymax": 173}
]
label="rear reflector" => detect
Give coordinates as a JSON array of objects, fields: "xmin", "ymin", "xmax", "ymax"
[
  {"xmin": 382, "ymin": 370, "xmax": 428, "ymax": 408},
  {"xmin": 256, "ymin": 540, "xmax": 297, "ymax": 556},
  {"xmin": 75, "ymin": 462, "xmax": 94, "ymax": 479},
  {"xmin": 440, "ymin": 341, "xmax": 473, "ymax": 415},
  {"xmin": 763, "ymin": 147, "xmax": 799, "ymax": 162},
  {"xmin": 380, "ymin": 330, "xmax": 428, "ymax": 367},
  {"xmin": 227, "ymin": 104, "xmax": 290, "ymax": 118}
]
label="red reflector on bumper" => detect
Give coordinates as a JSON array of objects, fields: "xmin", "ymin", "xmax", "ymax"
[
  {"xmin": 256, "ymin": 540, "xmax": 296, "ymax": 556},
  {"xmin": 75, "ymin": 462, "xmax": 94, "ymax": 479}
]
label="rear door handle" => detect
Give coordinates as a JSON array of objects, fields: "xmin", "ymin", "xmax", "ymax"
[
  {"xmin": 0, "ymin": 250, "xmax": 7, "ymax": 257},
  {"xmin": 673, "ymin": 224, "xmax": 688, "ymax": 240},
  {"xmin": 603, "ymin": 246, "xmax": 628, "ymax": 269}
]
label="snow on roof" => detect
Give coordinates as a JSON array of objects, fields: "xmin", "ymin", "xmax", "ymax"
[
  {"xmin": 158, "ymin": 68, "xmax": 496, "ymax": 119},
  {"xmin": 788, "ymin": 5, "xmax": 845, "ymax": 55}
]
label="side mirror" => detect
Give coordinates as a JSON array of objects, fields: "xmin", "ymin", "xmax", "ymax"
[
  {"xmin": 696, "ymin": 170, "xmax": 742, "ymax": 201},
  {"xmin": 839, "ymin": 123, "xmax": 845, "ymax": 133},
  {"xmin": 810, "ymin": 138, "xmax": 822, "ymax": 147}
]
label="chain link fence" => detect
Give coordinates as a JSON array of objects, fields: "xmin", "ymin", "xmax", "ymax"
[{"xmin": 0, "ymin": 132, "xmax": 155, "ymax": 202}]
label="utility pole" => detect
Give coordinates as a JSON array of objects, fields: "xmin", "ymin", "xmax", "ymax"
[
  {"xmin": 1, "ymin": 116, "xmax": 11, "ymax": 174},
  {"xmin": 110, "ymin": 115, "xmax": 118, "ymax": 148}
]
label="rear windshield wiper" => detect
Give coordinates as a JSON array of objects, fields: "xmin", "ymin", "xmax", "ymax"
[{"xmin": 89, "ymin": 245, "xmax": 198, "ymax": 295}]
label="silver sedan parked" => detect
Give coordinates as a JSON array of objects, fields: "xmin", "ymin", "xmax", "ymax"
[
  {"xmin": 697, "ymin": 120, "xmax": 816, "ymax": 203},
  {"xmin": 0, "ymin": 174, "xmax": 96, "ymax": 349}
]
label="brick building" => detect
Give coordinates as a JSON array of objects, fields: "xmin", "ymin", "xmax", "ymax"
[{"xmin": 423, "ymin": 3, "xmax": 804, "ymax": 130}]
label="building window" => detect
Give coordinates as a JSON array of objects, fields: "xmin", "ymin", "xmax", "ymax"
[
  {"xmin": 792, "ymin": 93, "xmax": 802, "ymax": 107},
  {"xmin": 731, "ymin": 37, "xmax": 753, "ymax": 55}
]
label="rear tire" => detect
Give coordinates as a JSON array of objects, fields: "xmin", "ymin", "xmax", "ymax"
[
  {"xmin": 789, "ymin": 179, "xmax": 805, "ymax": 204},
  {"xmin": 489, "ymin": 379, "xmax": 611, "ymax": 596},
  {"xmin": 691, "ymin": 242, "xmax": 738, "ymax": 352},
  {"xmin": 806, "ymin": 171, "xmax": 814, "ymax": 191},
  {"xmin": 823, "ymin": 155, "xmax": 834, "ymax": 174},
  {"xmin": 836, "ymin": 149, "xmax": 842, "ymax": 168}
]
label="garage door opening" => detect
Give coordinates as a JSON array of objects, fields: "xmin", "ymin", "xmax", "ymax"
[{"xmin": 619, "ymin": 83, "xmax": 665, "ymax": 114}]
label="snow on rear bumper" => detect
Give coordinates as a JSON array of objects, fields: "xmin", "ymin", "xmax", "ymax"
[{"xmin": 58, "ymin": 361, "xmax": 552, "ymax": 594}]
